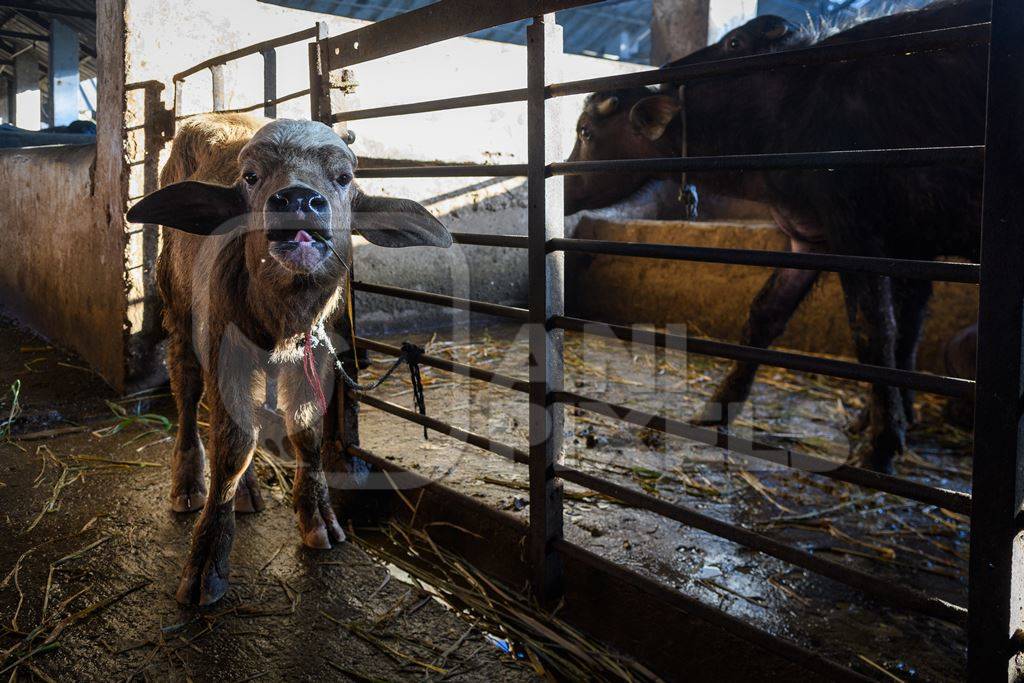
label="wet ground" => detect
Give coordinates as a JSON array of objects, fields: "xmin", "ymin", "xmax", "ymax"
[
  {"xmin": 0, "ymin": 316, "xmax": 973, "ymax": 681},
  {"xmin": 356, "ymin": 323, "xmax": 972, "ymax": 682},
  {"xmin": 0, "ymin": 318, "xmax": 537, "ymax": 682}
]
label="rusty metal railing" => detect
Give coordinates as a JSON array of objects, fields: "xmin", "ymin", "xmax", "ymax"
[
  {"xmin": 212, "ymin": 0, "xmax": 1016, "ymax": 678},
  {"xmin": 171, "ymin": 25, "xmax": 320, "ymax": 124}
]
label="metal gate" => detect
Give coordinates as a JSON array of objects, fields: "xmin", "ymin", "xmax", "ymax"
[{"xmin": 167, "ymin": 2, "xmax": 1023, "ymax": 679}]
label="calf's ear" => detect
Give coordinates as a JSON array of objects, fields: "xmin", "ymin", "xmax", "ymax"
[
  {"xmin": 352, "ymin": 191, "xmax": 453, "ymax": 248},
  {"xmin": 126, "ymin": 180, "xmax": 247, "ymax": 235},
  {"xmin": 629, "ymin": 95, "xmax": 681, "ymax": 142}
]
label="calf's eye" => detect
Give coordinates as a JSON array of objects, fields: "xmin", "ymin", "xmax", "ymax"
[
  {"xmin": 728, "ymin": 37, "xmax": 741, "ymax": 49},
  {"xmin": 337, "ymin": 173, "xmax": 353, "ymax": 186},
  {"xmin": 243, "ymin": 171, "xmax": 259, "ymax": 186}
]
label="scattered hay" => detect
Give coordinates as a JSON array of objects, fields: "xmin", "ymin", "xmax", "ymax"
[{"xmin": 349, "ymin": 521, "xmax": 663, "ymax": 682}]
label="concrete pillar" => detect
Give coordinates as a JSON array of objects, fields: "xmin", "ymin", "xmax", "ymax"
[
  {"xmin": 14, "ymin": 51, "xmax": 40, "ymax": 130},
  {"xmin": 48, "ymin": 19, "xmax": 80, "ymax": 127},
  {"xmin": 708, "ymin": 0, "xmax": 759, "ymax": 44},
  {"xmin": 651, "ymin": 0, "xmax": 761, "ymax": 63},
  {"xmin": 651, "ymin": 0, "xmax": 710, "ymax": 65},
  {"xmin": 0, "ymin": 77, "xmax": 8, "ymax": 124}
]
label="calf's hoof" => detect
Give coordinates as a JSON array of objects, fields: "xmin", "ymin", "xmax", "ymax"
[
  {"xmin": 176, "ymin": 557, "xmax": 230, "ymax": 606},
  {"xmin": 170, "ymin": 445, "xmax": 208, "ymax": 513},
  {"xmin": 233, "ymin": 467, "xmax": 265, "ymax": 514},
  {"xmin": 171, "ymin": 491, "xmax": 207, "ymax": 513},
  {"xmin": 295, "ymin": 472, "xmax": 346, "ymax": 550}
]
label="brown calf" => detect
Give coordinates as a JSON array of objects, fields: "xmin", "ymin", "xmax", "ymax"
[{"xmin": 128, "ymin": 115, "xmax": 452, "ymax": 605}]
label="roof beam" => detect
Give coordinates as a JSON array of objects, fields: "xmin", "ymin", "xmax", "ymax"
[
  {"xmin": 0, "ymin": 2, "xmax": 95, "ymax": 20},
  {"xmin": 7, "ymin": 8, "xmax": 95, "ymax": 59},
  {"xmin": 0, "ymin": 28, "xmax": 47, "ymax": 41}
]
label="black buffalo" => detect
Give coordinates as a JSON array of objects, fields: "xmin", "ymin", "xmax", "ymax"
[{"xmin": 564, "ymin": 0, "xmax": 986, "ymax": 472}]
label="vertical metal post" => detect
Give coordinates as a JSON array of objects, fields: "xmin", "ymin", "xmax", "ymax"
[
  {"xmin": 968, "ymin": 1, "xmax": 1024, "ymax": 680},
  {"xmin": 210, "ymin": 64, "xmax": 225, "ymax": 112},
  {"xmin": 262, "ymin": 47, "xmax": 277, "ymax": 118},
  {"xmin": 307, "ymin": 22, "xmax": 331, "ymax": 124},
  {"xmin": 48, "ymin": 19, "xmax": 79, "ymax": 127},
  {"xmin": 172, "ymin": 78, "xmax": 182, "ymax": 127},
  {"xmin": 527, "ymin": 13, "xmax": 565, "ymax": 603},
  {"xmin": 140, "ymin": 82, "xmax": 164, "ymax": 344}
]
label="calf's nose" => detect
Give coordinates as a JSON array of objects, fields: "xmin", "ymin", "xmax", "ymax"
[{"xmin": 266, "ymin": 186, "xmax": 329, "ymax": 216}]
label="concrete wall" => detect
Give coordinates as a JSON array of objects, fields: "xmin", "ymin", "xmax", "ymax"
[
  {"xmin": 568, "ymin": 217, "xmax": 978, "ymax": 374},
  {"xmin": 0, "ymin": 1, "xmax": 645, "ymax": 390},
  {"xmin": 0, "ymin": 144, "xmax": 128, "ymax": 384}
]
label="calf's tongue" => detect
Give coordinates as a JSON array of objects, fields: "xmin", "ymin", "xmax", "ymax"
[{"xmin": 295, "ymin": 229, "xmax": 314, "ymax": 243}]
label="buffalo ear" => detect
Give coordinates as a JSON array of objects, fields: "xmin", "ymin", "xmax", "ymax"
[
  {"xmin": 763, "ymin": 16, "xmax": 799, "ymax": 40},
  {"xmin": 126, "ymin": 180, "xmax": 247, "ymax": 235},
  {"xmin": 629, "ymin": 95, "xmax": 681, "ymax": 142},
  {"xmin": 352, "ymin": 191, "xmax": 452, "ymax": 248}
]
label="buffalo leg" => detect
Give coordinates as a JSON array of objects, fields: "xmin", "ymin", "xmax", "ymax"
[
  {"xmin": 846, "ymin": 278, "xmax": 933, "ymax": 433},
  {"xmin": 694, "ymin": 266, "xmax": 820, "ymax": 425},
  {"xmin": 278, "ymin": 357, "xmax": 346, "ymax": 550},
  {"xmin": 176, "ymin": 344, "xmax": 259, "ymax": 606},
  {"xmin": 839, "ymin": 273, "xmax": 905, "ymax": 473},
  {"xmin": 893, "ymin": 278, "xmax": 932, "ymax": 426},
  {"xmin": 167, "ymin": 328, "xmax": 207, "ymax": 513}
]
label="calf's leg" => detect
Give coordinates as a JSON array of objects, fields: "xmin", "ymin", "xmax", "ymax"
[
  {"xmin": 278, "ymin": 359, "xmax": 345, "ymax": 549},
  {"xmin": 167, "ymin": 329, "xmax": 207, "ymax": 513},
  {"xmin": 839, "ymin": 273, "xmax": 905, "ymax": 473},
  {"xmin": 694, "ymin": 265, "xmax": 820, "ymax": 425},
  {"xmin": 176, "ymin": 346, "xmax": 259, "ymax": 606}
]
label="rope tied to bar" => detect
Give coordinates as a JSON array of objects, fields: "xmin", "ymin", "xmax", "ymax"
[{"xmin": 302, "ymin": 324, "xmax": 429, "ymax": 438}]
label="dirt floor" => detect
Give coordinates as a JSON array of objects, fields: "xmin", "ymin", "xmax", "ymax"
[
  {"xmin": 0, "ymin": 318, "xmax": 538, "ymax": 682},
  {"xmin": 0, "ymin": 315, "xmax": 973, "ymax": 681},
  {"xmin": 355, "ymin": 323, "xmax": 972, "ymax": 682}
]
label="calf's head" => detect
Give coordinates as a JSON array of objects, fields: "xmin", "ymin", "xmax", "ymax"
[{"xmin": 127, "ymin": 119, "xmax": 451, "ymax": 281}]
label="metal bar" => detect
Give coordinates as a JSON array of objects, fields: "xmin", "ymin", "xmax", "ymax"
[
  {"xmin": 551, "ymin": 315, "xmax": 975, "ymax": 398},
  {"xmin": 357, "ymin": 164, "xmax": 529, "ymax": 178},
  {"xmin": 262, "ymin": 47, "xmax": 277, "ymax": 118},
  {"xmin": 210, "ymin": 64, "xmax": 225, "ymax": 112},
  {"xmin": 0, "ymin": 29, "xmax": 46, "ymax": 42},
  {"xmin": 555, "ymin": 540, "xmax": 871, "ymax": 682},
  {"xmin": 0, "ymin": 1, "xmax": 95, "ymax": 20},
  {"xmin": 967, "ymin": 1, "xmax": 1024, "ymax": 678},
  {"xmin": 173, "ymin": 26, "xmax": 318, "ymax": 82},
  {"xmin": 356, "ymin": 337, "xmax": 530, "ymax": 393},
  {"xmin": 555, "ymin": 465, "xmax": 967, "ymax": 625},
  {"xmin": 184, "ymin": 89, "xmax": 309, "ymax": 119},
  {"xmin": 548, "ymin": 22, "xmax": 991, "ymax": 98},
  {"xmin": 527, "ymin": 13, "xmax": 566, "ymax": 604},
  {"xmin": 358, "ymin": 394, "xmax": 529, "ymax": 465},
  {"xmin": 322, "ymin": 0, "xmax": 601, "ymax": 68},
  {"xmin": 334, "ymin": 87, "xmax": 528, "ymax": 123},
  {"xmin": 308, "ymin": 22, "xmax": 331, "ymax": 124},
  {"xmin": 553, "ymin": 389, "xmax": 972, "ymax": 515},
  {"xmin": 550, "ymin": 146, "xmax": 984, "ymax": 176},
  {"xmin": 449, "ymin": 232, "xmax": 529, "ymax": 249},
  {"xmin": 352, "ymin": 281, "xmax": 529, "ymax": 321},
  {"xmin": 551, "ymin": 237, "xmax": 980, "ymax": 284}
]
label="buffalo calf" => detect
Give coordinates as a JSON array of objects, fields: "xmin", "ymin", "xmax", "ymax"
[{"xmin": 128, "ymin": 115, "xmax": 452, "ymax": 605}]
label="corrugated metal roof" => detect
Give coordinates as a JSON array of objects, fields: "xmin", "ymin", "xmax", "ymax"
[{"xmin": 262, "ymin": 0, "xmax": 652, "ymax": 63}]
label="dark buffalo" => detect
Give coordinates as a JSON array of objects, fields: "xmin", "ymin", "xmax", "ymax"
[
  {"xmin": 565, "ymin": 0, "xmax": 987, "ymax": 472},
  {"xmin": 564, "ymin": 15, "xmax": 803, "ymax": 215}
]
